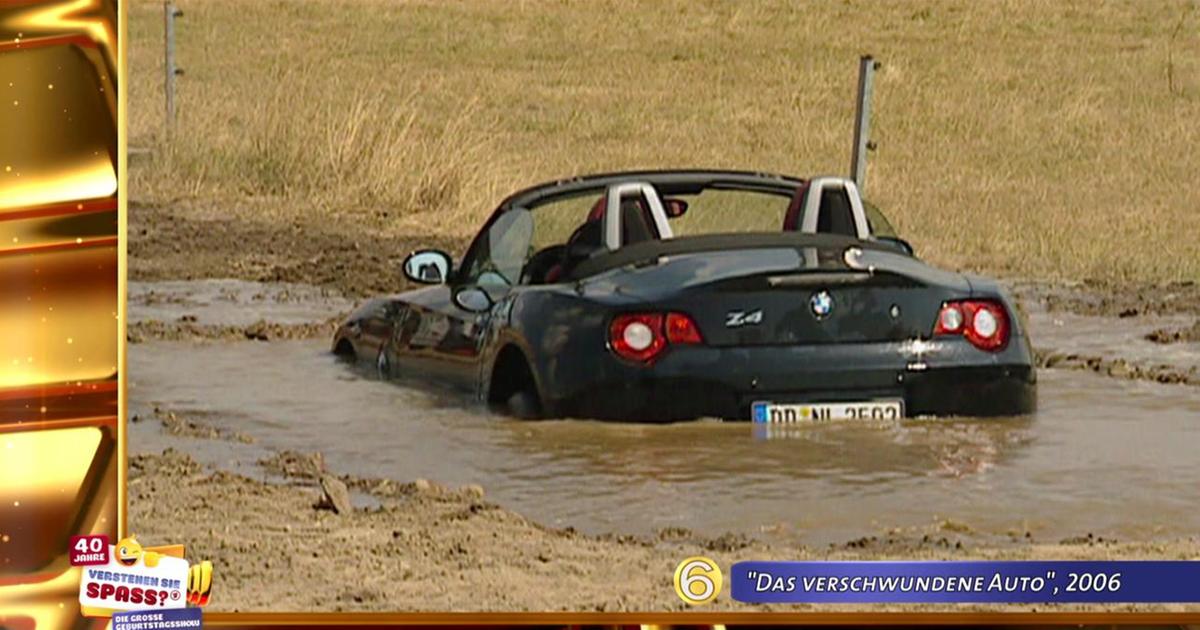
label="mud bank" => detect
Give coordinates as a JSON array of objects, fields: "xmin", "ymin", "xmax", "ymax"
[
  {"xmin": 132, "ymin": 405, "xmax": 255, "ymax": 444},
  {"xmin": 127, "ymin": 317, "xmax": 340, "ymax": 343},
  {"xmin": 129, "ymin": 202, "xmax": 463, "ymax": 298},
  {"xmin": 1021, "ymin": 280, "xmax": 1200, "ymax": 318},
  {"xmin": 1146, "ymin": 320, "xmax": 1200, "ymax": 344},
  {"xmin": 1034, "ymin": 350, "xmax": 1200, "ymax": 386},
  {"xmin": 1013, "ymin": 282, "xmax": 1200, "ymax": 388},
  {"xmin": 129, "ymin": 449, "xmax": 1199, "ymax": 613}
]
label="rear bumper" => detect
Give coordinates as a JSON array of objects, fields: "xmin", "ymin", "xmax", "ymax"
[{"xmin": 545, "ymin": 338, "xmax": 1036, "ymax": 422}]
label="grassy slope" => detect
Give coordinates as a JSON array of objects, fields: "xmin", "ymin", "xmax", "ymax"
[{"xmin": 128, "ymin": 0, "xmax": 1200, "ymax": 283}]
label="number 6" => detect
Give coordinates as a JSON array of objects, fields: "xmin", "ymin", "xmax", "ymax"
[{"xmin": 682, "ymin": 560, "xmax": 715, "ymax": 600}]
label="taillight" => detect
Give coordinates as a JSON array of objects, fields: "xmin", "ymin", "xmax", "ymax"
[
  {"xmin": 665, "ymin": 312, "xmax": 704, "ymax": 344},
  {"xmin": 933, "ymin": 300, "xmax": 1010, "ymax": 352},
  {"xmin": 609, "ymin": 312, "xmax": 703, "ymax": 364},
  {"xmin": 610, "ymin": 314, "xmax": 666, "ymax": 363}
]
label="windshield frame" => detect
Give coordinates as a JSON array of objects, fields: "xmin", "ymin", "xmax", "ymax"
[{"xmin": 454, "ymin": 170, "xmax": 900, "ymax": 285}]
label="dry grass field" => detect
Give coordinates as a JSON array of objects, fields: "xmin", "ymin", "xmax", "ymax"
[{"xmin": 128, "ymin": 0, "xmax": 1200, "ymax": 283}]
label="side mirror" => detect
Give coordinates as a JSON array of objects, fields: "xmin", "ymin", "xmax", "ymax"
[
  {"xmin": 876, "ymin": 236, "xmax": 915, "ymax": 256},
  {"xmin": 453, "ymin": 287, "xmax": 493, "ymax": 313},
  {"xmin": 663, "ymin": 198, "xmax": 689, "ymax": 218},
  {"xmin": 403, "ymin": 249, "xmax": 453, "ymax": 284}
]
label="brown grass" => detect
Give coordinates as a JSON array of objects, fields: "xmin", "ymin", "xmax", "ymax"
[{"xmin": 128, "ymin": 0, "xmax": 1200, "ymax": 283}]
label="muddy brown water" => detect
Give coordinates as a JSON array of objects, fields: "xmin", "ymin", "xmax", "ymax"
[{"xmin": 128, "ymin": 280, "xmax": 1200, "ymax": 548}]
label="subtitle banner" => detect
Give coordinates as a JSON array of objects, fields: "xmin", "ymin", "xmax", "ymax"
[{"xmin": 730, "ymin": 561, "xmax": 1200, "ymax": 604}]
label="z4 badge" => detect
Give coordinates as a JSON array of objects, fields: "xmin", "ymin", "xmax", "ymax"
[{"xmin": 725, "ymin": 309, "xmax": 763, "ymax": 328}]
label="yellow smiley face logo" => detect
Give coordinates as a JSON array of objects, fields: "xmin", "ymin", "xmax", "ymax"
[{"xmin": 114, "ymin": 535, "xmax": 143, "ymax": 566}]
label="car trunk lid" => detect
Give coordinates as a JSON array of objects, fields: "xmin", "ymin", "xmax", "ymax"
[{"xmin": 580, "ymin": 239, "xmax": 969, "ymax": 347}]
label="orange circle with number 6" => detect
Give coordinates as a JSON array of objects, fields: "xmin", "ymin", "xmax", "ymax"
[{"xmin": 673, "ymin": 556, "xmax": 723, "ymax": 605}]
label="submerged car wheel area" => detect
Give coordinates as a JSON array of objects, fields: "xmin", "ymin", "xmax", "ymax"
[{"xmin": 332, "ymin": 169, "xmax": 1036, "ymax": 422}]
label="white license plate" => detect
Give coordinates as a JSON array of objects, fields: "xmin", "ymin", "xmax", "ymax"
[{"xmin": 752, "ymin": 399, "xmax": 904, "ymax": 423}]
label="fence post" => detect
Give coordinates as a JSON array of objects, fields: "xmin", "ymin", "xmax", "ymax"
[
  {"xmin": 850, "ymin": 55, "xmax": 879, "ymax": 195},
  {"xmin": 164, "ymin": 1, "xmax": 183, "ymax": 130}
]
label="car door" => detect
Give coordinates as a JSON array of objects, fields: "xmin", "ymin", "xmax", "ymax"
[
  {"xmin": 395, "ymin": 208, "xmax": 533, "ymax": 393},
  {"xmin": 392, "ymin": 285, "xmax": 484, "ymax": 392},
  {"xmin": 353, "ymin": 298, "xmax": 404, "ymax": 365}
]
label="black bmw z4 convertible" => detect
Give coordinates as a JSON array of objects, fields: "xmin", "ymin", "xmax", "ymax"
[{"xmin": 332, "ymin": 170, "xmax": 1036, "ymax": 422}]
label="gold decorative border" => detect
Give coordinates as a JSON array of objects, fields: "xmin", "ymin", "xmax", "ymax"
[
  {"xmin": 0, "ymin": 0, "xmax": 121, "ymax": 627},
  {"xmin": 116, "ymin": 0, "xmax": 129, "ymax": 545}
]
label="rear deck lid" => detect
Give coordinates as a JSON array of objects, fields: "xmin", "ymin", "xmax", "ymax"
[{"xmin": 580, "ymin": 237, "xmax": 969, "ymax": 346}]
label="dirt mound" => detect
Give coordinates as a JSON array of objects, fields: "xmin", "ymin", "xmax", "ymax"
[
  {"xmin": 129, "ymin": 202, "xmax": 464, "ymax": 299},
  {"xmin": 1032, "ymin": 280, "xmax": 1200, "ymax": 318},
  {"xmin": 133, "ymin": 406, "xmax": 256, "ymax": 443},
  {"xmin": 127, "ymin": 317, "xmax": 341, "ymax": 343},
  {"xmin": 261, "ymin": 450, "xmax": 490, "ymax": 504},
  {"xmin": 259, "ymin": 450, "xmax": 328, "ymax": 479},
  {"xmin": 1145, "ymin": 320, "xmax": 1200, "ymax": 344},
  {"xmin": 1035, "ymin": 349, "xmax": 1200, "ymax": 386},
  {"xmin": 128, "ymin": 448, "xmax": 202, "ymax": 480}
]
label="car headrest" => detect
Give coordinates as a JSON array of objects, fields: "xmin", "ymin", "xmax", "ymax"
[
  {"xmin": 584, "ymin": 195, "xmax": 658, "ymax": 245},
  {"xmin": 621, "ymin": 202, "xmax": 655, "ymax": 245}
]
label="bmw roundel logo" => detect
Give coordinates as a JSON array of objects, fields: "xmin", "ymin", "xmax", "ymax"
[{"xmin": 810, "ymin": 291, "xmax": 834, "ymax": 319}]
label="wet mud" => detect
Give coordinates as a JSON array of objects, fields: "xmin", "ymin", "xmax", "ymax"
[{"xmin": 1015, "ymin": 282, "xmax": 1200, "ymax": 387}]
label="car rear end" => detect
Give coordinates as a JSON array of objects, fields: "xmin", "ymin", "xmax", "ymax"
[{"xmin": 546, "ymin": 239, "xmax": 1035, "ymax": 422}]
